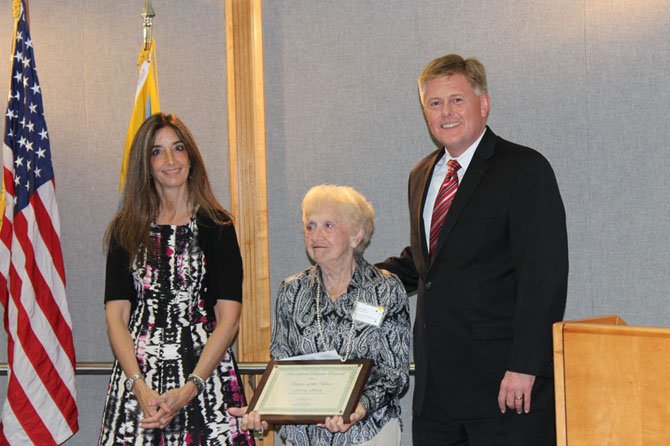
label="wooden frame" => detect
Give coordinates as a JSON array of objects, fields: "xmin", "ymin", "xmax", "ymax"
[
  {"xmin": 225, "ymin": 0, "xmax": 272, "ymax": 442},
  {"xmin": 248, "ymin": 359, "xmax": 373, "ymax": 424},
  {"xmin": 225, "ymin": 0, "xmax": 271, "ymax": 372}
]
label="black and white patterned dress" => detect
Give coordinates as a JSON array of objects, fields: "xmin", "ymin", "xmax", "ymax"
[{"xmin": 99, "ymin": 216, "xmax": 254, "ymax": 446}]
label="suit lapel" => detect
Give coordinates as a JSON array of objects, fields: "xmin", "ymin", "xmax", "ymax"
[{"xmin": 430, "ymin": 128, "xmax": 497, "ymax": 265}]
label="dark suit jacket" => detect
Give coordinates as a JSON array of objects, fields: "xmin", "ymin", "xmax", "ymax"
[{"xmin": 379, "ymin": 127, "xmax": 568, "ymax": 419}]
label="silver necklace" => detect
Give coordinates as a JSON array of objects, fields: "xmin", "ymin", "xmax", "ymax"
[{"xmin": 315, "ymin": 281, "xmax": 360, "ymax": 362}]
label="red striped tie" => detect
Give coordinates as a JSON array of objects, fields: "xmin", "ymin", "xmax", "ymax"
[{"xmin": 429, "ymin": 159, "xmax": 461, "ymax": 257}]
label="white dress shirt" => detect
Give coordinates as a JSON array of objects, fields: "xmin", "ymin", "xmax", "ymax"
[{"xmin": 422, "ymin": 130, "xmax": 486, "ymax": 250}]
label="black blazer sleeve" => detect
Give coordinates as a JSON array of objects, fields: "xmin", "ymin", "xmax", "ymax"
[
  {"xmin": 197, "ymin": 212, "xmax": 244, "ymax": 308},
  {"xmin": 104, "ymin": 239, "xmax": 136, "ymax": 304},
  {"xmin": 507, "ymin": 152, "xmax": 568, "ymax": 376},
  {"xmin": 377, "ymin": 246, "xmax": 419, "ymax": 294}
]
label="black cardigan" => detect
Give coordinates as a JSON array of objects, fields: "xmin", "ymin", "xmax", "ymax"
[{"xmin": 104, "ymin": 210, "xmax": 243, "ymax": 314}]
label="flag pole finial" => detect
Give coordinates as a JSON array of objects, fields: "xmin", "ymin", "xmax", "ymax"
[
  {"xmin": 13, "ymin": 0, "xmax": 21, "ymax": 20},
  {"xmin": 142, "ymin": 0, "xmax": 155, "ymax": 51}
]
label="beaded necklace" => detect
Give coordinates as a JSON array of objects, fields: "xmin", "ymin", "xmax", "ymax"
[{"xmin": 315, "ymin": 281, "xmax": 360, "ymax": 363}]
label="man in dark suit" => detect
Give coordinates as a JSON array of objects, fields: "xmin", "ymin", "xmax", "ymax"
[{"xmin": 379, "ymin": 54, "xmax": 568, "ymax": 445}]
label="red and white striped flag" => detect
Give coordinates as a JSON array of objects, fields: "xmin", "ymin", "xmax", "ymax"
[{"xmin": 0, "ymin": 1, "xmax": 78, "ymax": 444}]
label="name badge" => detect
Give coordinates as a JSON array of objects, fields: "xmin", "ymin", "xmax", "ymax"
[{"xmin": 353, "ymin": 302, "xmax": 385, "ymax": 327}]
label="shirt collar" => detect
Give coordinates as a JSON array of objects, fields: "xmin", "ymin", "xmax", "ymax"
[{"xmin": 440, "ymin": 127, "xmax": 486, "ymax": 175}]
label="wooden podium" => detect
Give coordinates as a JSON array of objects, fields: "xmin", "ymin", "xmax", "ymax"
[{"xmin": 553, "ymin": 316, "xmax": 670, "ymax": 445}]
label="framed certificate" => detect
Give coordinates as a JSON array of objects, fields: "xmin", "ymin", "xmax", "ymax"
[{"xmin": 247, "ymin": 359, "xmax": 373, "ymax": 424}]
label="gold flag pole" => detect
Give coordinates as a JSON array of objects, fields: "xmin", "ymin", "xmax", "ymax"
[
  {"xmin": 142, "ymin": 0, "xmax": 155, "ymax": 51},
  {"xmin": 118, "ymin": 1, "xmax": 159, "ymax": 193},
  {"xmin": 2, "ymin": 1, "xmax": 24, "ymax": 233}
]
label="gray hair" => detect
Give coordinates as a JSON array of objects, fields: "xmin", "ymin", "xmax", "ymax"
[{"xmin": 301, "ymin": 184, "xmax": 375, "ymax": 254}]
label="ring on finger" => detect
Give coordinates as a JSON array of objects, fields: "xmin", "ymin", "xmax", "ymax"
[
  {"xmin": 253, "ymin": 427, "xmax": 264, "ymax": 439},
  {"xmin": 514, "ymin": 395, "xmax": 523, "ymax": 400}
]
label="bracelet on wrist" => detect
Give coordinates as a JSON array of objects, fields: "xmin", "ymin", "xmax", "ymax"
[
  {"xmin": 124, "ymin": 374, "xmax": 144, "ymax": 392},
  {"xmin": 187, "ymin": 373, "xmax": 206, "ymax": 395}
]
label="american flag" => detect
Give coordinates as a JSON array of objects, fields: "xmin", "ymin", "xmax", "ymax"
[{"xmin": 0, "ymin": 1, "xmax": 78, "ymax": 444}]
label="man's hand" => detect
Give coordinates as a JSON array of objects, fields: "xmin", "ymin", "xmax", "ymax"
[{"xmin": 498, "ymin": 371, "xmax": 536, "ymax": 414}]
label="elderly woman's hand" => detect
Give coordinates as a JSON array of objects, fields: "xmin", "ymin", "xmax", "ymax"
[
  {"xmin": 228, "ymin": 407, "xmax": 269, "ymax": 438},
  {"xmin": 320, "ymin": 403, "xmax": 366, "ymax": 433}
]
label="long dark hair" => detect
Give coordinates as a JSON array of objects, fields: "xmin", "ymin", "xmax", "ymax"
[{"xmin": 105, "ymin": 112, "xmax": 231, "ymax": 261}]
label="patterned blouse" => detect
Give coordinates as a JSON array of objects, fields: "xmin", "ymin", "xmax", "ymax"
[{"xmin": 271, "ymin": 255, "xmax": 411, "ymax": 445}]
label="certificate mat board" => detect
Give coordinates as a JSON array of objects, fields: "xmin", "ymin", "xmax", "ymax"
[{"xmin": 247, "ymin": 359, "xmax": 373, "ymax": 424}]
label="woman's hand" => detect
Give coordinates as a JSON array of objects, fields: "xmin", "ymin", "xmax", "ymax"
[
  {"xmin": 320, "ymin": 403, "xmax": 366, "ymax": 433},
  {"xmin": 228, "ymin": 407, "xmax": 269, "ymax": 435},
  {"xmin": 139, "ymin": 382, "xmax": 199, "ymax": 429},
  {"xmin": 130, "ymin": 380, "xmax": 165, "ymax": 427}
]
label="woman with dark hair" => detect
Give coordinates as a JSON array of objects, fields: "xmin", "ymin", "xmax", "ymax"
[{"xmin": 98, "ymin": 113, "xmax": 254, "ymax": 445}]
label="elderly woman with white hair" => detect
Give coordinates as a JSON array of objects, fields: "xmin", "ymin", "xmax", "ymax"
[{"xmin": 232, "ymin": 184, "xmax": 410, "ymax": 445}]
